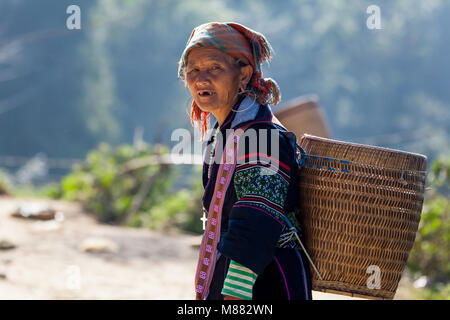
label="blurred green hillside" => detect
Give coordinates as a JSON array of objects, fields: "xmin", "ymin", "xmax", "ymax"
[{"xmin": 0, "ymin": 0, "xmax": 448, "ymax": 163}]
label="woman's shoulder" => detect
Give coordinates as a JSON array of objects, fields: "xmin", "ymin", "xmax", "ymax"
[
  {"xmin": 234, "ymin": 120, "xmax": 299, "ymax": 176},
  {"xmin": 237, "ymin": 121, "xmax": 297, "ymax": 153}
]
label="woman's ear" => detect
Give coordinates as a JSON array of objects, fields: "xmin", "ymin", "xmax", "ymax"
[{"xmin": 240, "ymin": 65, "xmax": 253, "ymax": 89}]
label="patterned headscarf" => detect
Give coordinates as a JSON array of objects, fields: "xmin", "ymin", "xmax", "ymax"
[{"xmin": 178, "ymin": 22, "xmax": 281, "ymax": 140}]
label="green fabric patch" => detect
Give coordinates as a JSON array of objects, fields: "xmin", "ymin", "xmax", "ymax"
[{"xmin": 234, "ymin": 166, "xmax": 289, "ymax": 206}]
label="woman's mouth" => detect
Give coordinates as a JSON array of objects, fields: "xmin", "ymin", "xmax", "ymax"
[{"xmin": 198, "ymin": 90, "xmax": 216, "ymax": 98}]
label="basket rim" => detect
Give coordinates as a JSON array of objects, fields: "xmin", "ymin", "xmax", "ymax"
[
  {"xmin": 275, "ymin": 100, "xmax": 318, "ymax": 118},
  {"xmin": 300, "ymin": 134, "xmax": 428, "ymax": 162},
  {"xmin": 274, "ymin": 94, "xmax": 319, "ymax": 115}
]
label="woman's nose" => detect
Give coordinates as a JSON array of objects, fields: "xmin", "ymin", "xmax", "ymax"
[{"xmin": 197, "ymin": 70, "xmax": 211, "ymax": 84}]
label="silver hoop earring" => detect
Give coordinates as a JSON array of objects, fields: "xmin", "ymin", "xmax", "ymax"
[
  {"xmin": 184, "ymin": 96, "xmax": 194, "ymax": 117},
  {"xmin": 231, "ymin": 90, "xmax": 257, "ymax": 112}
]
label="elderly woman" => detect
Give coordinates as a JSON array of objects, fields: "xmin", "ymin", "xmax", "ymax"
[{"xmin": 178, "ymin": 22, "xmax": 312, "ymax": 300}]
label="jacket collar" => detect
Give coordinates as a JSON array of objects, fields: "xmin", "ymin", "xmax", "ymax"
[{"xmin": 207, "ymin": 95, "xmax": 273, "ymax": 138}]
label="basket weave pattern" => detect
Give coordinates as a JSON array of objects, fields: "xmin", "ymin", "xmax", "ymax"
[{"xmin": 298, "ymin": 135, "xmax": 427, "ymax": 299}]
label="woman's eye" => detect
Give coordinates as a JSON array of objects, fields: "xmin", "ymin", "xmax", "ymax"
[{"xmin": 211, "ymin": 65, "xmax": 221, "ymax": 70}]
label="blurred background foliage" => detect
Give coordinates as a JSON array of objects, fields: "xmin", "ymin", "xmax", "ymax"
[
  {"xmin": 407, "ymin": 157, "xmax": 449, "ymax": 299},
  {"xmin": 43, "ymin": 142, "xmax": 204, "ymax": 233},
  {"xmin": 0, "ymin": 0, "xmax": 449, "ymax": 299}
]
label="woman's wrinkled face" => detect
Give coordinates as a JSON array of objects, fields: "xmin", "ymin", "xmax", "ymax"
[{"xmin": 185, "ymin": 47, "xmax": 241, "ymax": 122}]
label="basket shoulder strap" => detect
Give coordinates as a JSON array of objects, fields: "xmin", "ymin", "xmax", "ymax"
[{"xmin": 269, "ymin": 123, "xmax": 307, "ymax": 168}]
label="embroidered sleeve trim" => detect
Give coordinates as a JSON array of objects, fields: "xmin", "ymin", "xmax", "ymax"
[{"xmin": 221, "ymin": 260, "xmax": 257, "ymax": 300}]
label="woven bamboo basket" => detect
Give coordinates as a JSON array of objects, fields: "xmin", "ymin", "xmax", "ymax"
[
  {"xmin": 274, "ymin": 95, "xmax": 331, "ymax": 139},
  {"xmin": 297, "ymin": 135, "xmax": 427, "ymax": 299}
]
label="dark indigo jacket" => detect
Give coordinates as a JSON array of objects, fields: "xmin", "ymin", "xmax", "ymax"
[{"xmin": 201, "ymin": 95, "xmax": 312, "ymax": 300}]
